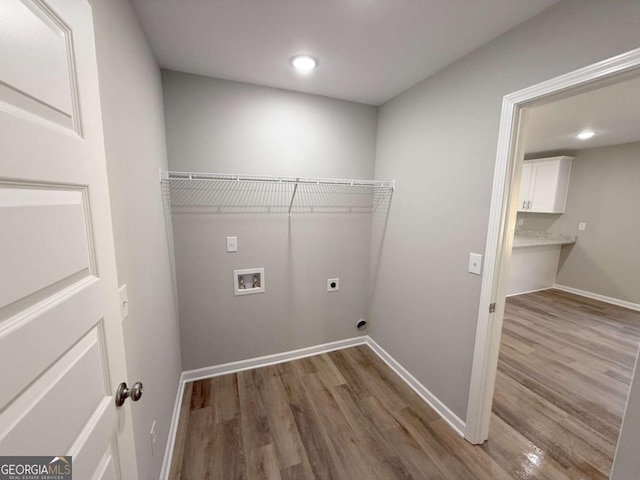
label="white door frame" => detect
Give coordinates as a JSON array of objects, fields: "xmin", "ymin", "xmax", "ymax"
[{"xmin": 464, "ymin": 47, "xmax": 640, "ymax": 446}]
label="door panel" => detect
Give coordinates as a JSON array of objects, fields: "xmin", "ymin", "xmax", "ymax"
[
  {"xmin": 0, "ymin": 0, "xmax": 79, "ymax": 130},
  {"xmin": 0, "ymin": 278, "xmax": 102, "ymax": 410},
  {"xmin": 0, "ymin": 328, "xmax": 105, "ymax": 453},
  {"xmin": 0, "ymin": 185, "xmax": 91, "ymax": 309},
  {"xmin": 91, "ymin": 452, "xmax": 116, "ymax": 480},
  {"xmin": 0, "ymin": 0, "xmax": 137, "ymax": 478},
  {"xmin": 92, "ymin": 450, "xmax": 117, "ymax": 480},
  {"xmin": 71, "ymin": 403, "xmax": 116, "ymax": 480}
]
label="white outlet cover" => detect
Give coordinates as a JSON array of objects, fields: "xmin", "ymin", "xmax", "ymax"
[
  {"xmin": 578, "ymin": 222, "xmax": 586, "ymax": 231},
  {"xmin": 327, "ymin": 278, "xmax": 340, "ymax": 291},
  {"xmin": 226, "ymin": 236, "xmax": 238, "ymax": 253},
  {"xmin": 468, "ymin": 253, "xmax": 483, "ymax": 275}
]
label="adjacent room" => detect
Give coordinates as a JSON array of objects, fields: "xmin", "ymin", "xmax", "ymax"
[
  {"xmin": 493, "ymin": 75, "xmax": 640, "ymax": 479},
  {"xmin": 1, "ymin": 1, "xmax": 640, "ymax": 479}
]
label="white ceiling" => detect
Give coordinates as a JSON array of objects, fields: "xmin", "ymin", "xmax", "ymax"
[
  {"xmin": 525, "ymin": 75, "xmax": 640, "ymax": 154},
  {"xmin": 131, "ymin": 0, "xmax": 559, "ymax": 106}
]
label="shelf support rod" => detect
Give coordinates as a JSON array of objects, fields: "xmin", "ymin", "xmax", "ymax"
[{"xmin": 288, "ymin": 179, "xmax": 299, "ymax": 217}]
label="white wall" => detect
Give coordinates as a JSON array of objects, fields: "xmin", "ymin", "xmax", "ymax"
[
  {"xmin": 162, "ymin": 71, "xmax": 378, "ymax": 370},
  {"xmin": 370, "ymin": 0, "xmax": 640, "ymax": 421},
  {"xmin": 519, "ymin": 142, "xmax": 640, "ymax": 305},
  {"xmin": 90, "ymin": 1, "xmax": 182, "ymax": 478}
]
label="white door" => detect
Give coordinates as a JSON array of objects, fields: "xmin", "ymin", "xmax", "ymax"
[
  {"xmin": 0, "ymin": 0, "xmax": 138, "ymax": 479},
  {"xmin": 517, "ymin": 162, "xmax": 533, "ymax": 211}
]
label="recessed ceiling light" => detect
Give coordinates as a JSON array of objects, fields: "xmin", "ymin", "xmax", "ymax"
[
  {"xmin": 289, "ymin": 55, "xmax": 318, "ymax": 72},
  {"xmin": 576, "ymin": 130, "xmax": 595, "ymax": 140}
]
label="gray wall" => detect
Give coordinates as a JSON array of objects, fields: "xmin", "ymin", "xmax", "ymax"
[
  {"xmin": 162, "ymin": 71, "xmax": 378, "ymax": 370},
  {"xmin": 91, "ymin": 1, "xmax": 182, "ymax": 478},
  {"xmin": 369, "ymin": 0, "xmax": 640, "ymax": 421},
  {"xmin": 519, "ymin": 142, "xmax": 640, "ymax": 304}
]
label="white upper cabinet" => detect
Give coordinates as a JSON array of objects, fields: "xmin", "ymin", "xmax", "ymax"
[{"xmin": 517, "ymin": 156, "xmax": 573, "ymax": 213}]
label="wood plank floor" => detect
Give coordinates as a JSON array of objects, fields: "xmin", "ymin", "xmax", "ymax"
[
  {"xmin": 485, "ymin": 289, "xmax": 640, "ymax": 479},
  {"xmin": 169, "ymin": 289, "xmax": 640, "ymax": 479}
]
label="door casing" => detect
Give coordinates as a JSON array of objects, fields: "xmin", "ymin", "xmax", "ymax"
[{"xmin": 464, "ymin": 47, "xmax": 640, "ymax": 464}]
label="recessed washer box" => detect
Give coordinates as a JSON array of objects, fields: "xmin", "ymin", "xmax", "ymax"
[{"xmin": 234, "ymin": 267, "xmax": 265, "ymax": 296}]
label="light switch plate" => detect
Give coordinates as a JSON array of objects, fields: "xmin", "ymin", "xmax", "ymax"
[
  {"xmin": 226, "ymin": 236, "xmax": 238, "ymax": 253},
  {"xmin": 578, "ymin": 222, "xmax": 586, "ymax": 231},
  {"xmin": 118, "ymin": 284, "xmax": 129, "ymax": 321},
  {"xmin": 468, "ymin": 253, "xmax": 483, "ymax": 275}
]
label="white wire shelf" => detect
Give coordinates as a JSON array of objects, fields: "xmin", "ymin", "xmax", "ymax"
[
  {"xmin": 161, "ymin": 170, "xmax": 394, "ymax": 215},
  {"xmin": 161, "ymin": 171, "xmax": 394, "ymax": 188}
]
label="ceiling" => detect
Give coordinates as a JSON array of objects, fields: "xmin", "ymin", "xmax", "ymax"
[
  {"xmin": 524, "ymin": 75, "xmax": 640, "ymax": 154},
  {"xmin": 131, "ymin": 0, "xmax": 559, "ymax": 106}
]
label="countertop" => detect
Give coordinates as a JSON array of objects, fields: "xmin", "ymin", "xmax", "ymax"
[{"xmin": 513, "ymin": 230, "xmax": 576, "ymax": 248}]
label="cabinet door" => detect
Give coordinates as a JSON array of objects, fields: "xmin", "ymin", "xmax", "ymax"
[
  {"xmin": 518, "ymin": 163, "xmax": 534, "ymax": 211},
  {"xmin": 530, "ymin": 160, "xmax": 560, "ymax": 212}
]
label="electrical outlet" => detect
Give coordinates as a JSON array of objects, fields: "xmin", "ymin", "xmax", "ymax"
[
  {"xmin": 578, "ymin": 222, "xmax": 586, "ymax": 231},
  {"xmin": 150, "ymin": 420, "xmax": 157, "ymax": 456},
  {"xmin": 327, "ymin": 278, "xmax": 340, "ymax": 292},
  {"xmin": 518, "ymin": 218, "xmax": 524, "ymax": 226}
]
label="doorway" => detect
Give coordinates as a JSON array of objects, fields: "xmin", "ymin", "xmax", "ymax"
[{"xmin": 465, "ymin": 47, "xmax": 640, "ymax": 478}]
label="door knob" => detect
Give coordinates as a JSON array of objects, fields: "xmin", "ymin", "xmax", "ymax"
[{"xmin": 115, "ymin": 381, "xmax": 143, "ymax": 407}]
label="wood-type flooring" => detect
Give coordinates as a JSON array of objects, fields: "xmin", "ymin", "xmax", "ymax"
[{"xmin": 169, "ymin": 289, "xmax": 640, "ymax": 479}]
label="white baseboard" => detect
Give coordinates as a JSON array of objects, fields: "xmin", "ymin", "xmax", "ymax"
[
  {"xmin": 160, "ymin": 335, "xmax": 465, "ymax": 479},
  {"xmin": 365, "ymin": 337, "xmax": 466, "ymax": 436},
  {"xmin": 182, "ymin": 336, "xmax": 367, "ymax": 383},
  {"xmin": 553, "ymin": 284, "xmax": 640, "ymax": 312},
  {"xmin": 506, "ymin": 286, "xmax": 553, "ymax": 297}
]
